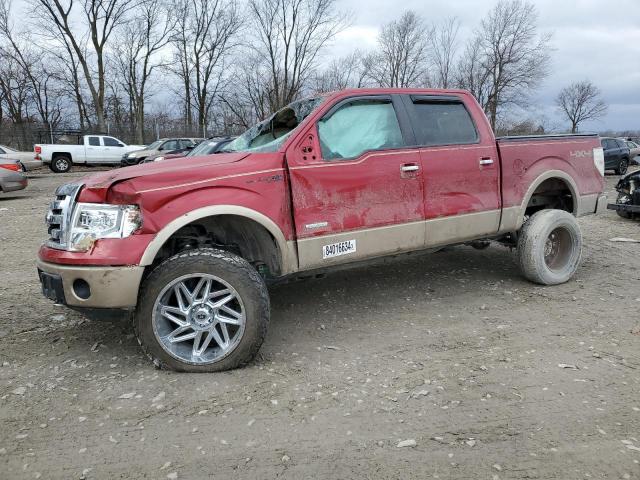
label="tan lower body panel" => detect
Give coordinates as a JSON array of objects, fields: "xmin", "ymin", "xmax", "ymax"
[
  {"xmin": 296, "ymin": 209, "xmax": 505, "ymax": 271},
  {"xmin": 425, "ymin": 209, "xmax": 501, "ymax": 247},
  {"xmin": 297, "ymin": 221, "xmax": 425, "ymax": 270},
  {"xmin": 37, "ymin": 260, "xmax": 144, "ymax": 308}
]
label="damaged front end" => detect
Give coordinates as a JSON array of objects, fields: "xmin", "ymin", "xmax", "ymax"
[{"xmin": 607, "ymin": 170, "xmax": 640, "ymax": 219}]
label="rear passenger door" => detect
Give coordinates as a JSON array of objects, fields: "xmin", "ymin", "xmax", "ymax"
[
  {"xmin": 84, "ymin": 136, "xmax": 103, "ymax": 163},
  {"xmin": 288, "ymin": 95, "xmax": 425, "ymax": 270},
  {"xmin": 602, "ymin": 139, "xmax": 618, "ymax": 169},
  {"xmin": 402, "ymin": 94, "xmax": 501, "ymax": 247}
]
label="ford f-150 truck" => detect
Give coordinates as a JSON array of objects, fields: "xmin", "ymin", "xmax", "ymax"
[
  {"xmin": 35, "ymin": 135, "xmax": 144, "ymax": 173},
  {"xmin": 37, "ymin": 88, "xmax": 607, "ymax": 372}
]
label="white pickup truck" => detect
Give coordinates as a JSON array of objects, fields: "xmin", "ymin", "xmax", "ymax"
[{"xmin": 35, "ymin": 135, "xmax": 144, "ymax": 173}]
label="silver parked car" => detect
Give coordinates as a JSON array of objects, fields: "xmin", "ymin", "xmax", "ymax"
[
  {"xmin": 0, "ymin": 144, "xmax": 41, "ymax": 171},
  {"xmin": 0, "ymin": 162, "xmax": 28, "ymax": 193},
  {"xmin": 624, "ymin": 140, "xmax": 640, "ymax": 165}
]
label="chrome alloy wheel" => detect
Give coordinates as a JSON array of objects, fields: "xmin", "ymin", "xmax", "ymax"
[
  {"xmin": 152, "ymin": 273, "xmax": 246, "ymax": 365},
  {"xmin": 56, "ymin": 158, "xmax": 69, "ymax": 170}
]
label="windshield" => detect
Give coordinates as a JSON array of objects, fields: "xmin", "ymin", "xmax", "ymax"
[
  {"xmin": 146, "ymin": 140, "xmax": 164, "ymax": 150},
  {"xmin": 222, "ymin": 97, "xmax": 325, "ymax": 153},
  {"xmin": 188, "ymin": 140, "xmax": 219, "ymax": 156}
]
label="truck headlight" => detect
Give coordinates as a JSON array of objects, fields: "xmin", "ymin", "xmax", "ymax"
[
  {"xmin": 154, "ymin": 156, "xmax": 165, "ymax": 162},
  {"xmin": 68, "ymin": 203, "xmax": 142, "ymax": 251},
  {"xmin": 127, "ymin": 152, "xmax": 137, "ymax": 159}
]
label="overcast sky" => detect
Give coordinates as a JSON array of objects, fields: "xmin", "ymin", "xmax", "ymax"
[{"xmin": 325, "ymin": 0, "xmax": 640, "ymax": 132}]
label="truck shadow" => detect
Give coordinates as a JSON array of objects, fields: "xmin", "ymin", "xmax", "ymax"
[{"xmin": 21, "ymin": 245, "xmax": 528, "ymax": 371}]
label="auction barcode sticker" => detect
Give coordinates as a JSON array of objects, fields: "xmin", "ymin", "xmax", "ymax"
[{"xmin": 322, "ymin": 239, "xmax": 357, "ymax": 259}]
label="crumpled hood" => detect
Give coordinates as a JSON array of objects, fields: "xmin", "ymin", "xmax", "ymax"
[{"xmin": 79, "ymin": 152, "xmax": 250, "ymax": 201}]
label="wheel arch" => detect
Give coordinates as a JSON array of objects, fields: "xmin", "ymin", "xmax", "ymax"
[
  {"xmin": 52, "ymin": 152, "xmax": 73, "ymax": 161},
  {"xmin": 139, "ymin": 205, "xmax": 298, "ymax": 275},
  {"xmin": 516, "ymin": 170, "xmax": 580, "ymax": 230}
]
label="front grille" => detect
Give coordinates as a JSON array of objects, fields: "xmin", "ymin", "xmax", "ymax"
[{"xmin": 45, "ymin": 183, "xmax": 81, "ymax": 249}]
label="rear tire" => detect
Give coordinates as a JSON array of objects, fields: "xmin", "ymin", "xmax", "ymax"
[
  {"xmin": 615, "ymin": 158, "xmax": 629, "ymax": 175},
  {"xmin": 50, "ymin": 155, "xmax": 71, "ymax": 173},
  {"xmin": 517, "ymin": 209, "xmax": 582, "ymax": 285},
  {"xmin": 134, "ymin": 248, "xmax": 269, "ymax": 372}
]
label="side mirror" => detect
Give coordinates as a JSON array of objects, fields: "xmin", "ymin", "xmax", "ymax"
[
  {"xmin": 118, "ymin": 143, "xmax": 124, "ymax": 147},
  {"xmin": 186, "ymin": 145, "xmax": 195, "ymax": 150}
]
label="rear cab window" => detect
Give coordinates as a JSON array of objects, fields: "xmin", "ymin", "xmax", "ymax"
[
  {"xmin": 406, "ymin": 95, "xmax": 479, "ymax": 146},
  {"xmin": 88, "ymin": 137, "xmax": 101, "ymax": 146}
]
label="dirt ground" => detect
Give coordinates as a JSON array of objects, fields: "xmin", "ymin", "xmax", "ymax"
[{"xmin": 1, "ymin": 167, "xmax": 639, "ymax": 480}]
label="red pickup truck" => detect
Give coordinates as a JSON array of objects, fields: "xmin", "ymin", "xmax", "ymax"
[{"xmin": 37, "ymin": 88, "xmax": 607, "ymax": 372}]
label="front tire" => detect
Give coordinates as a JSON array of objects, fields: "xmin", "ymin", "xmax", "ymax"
[
  {"xmin": 50, "ymin": 155, "xmax": 71, "ymax": 173},
  {"xmin": 517, "ymin": 209, "xmax": 582, "ymax": 285},
  {"xmin": 134, "ymin": 248, "xmax": 269, "ymax": 372}
]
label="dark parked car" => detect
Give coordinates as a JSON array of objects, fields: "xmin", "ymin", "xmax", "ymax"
[
  {"xmin": 607, "ymin": 169, "xmax": 640, "ymax": 219},
  {"xmin": 601, "ymin": 137, "xmax": 630, "ymax": 175}
]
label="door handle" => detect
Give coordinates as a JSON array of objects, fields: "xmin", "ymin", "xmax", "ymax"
[
  {"xmin": 400, "ymin": 164, "xmax": 420, "ymax": 172},
  {"xmin": 479, "ymin": 157, "xmax": 494, "ymax": 166}
]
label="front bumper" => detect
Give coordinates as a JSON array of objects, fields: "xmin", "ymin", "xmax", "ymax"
[
  {"xmin": 607, "ymin": 202, "xmax": 640, "ymax": 213},
  {"xmin": 37, "ymin": 260, "xmax": 144, "ymax": 308}
]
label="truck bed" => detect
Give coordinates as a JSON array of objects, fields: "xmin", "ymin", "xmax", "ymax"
[{"xmin": 496, "ymin": 133, "xmax": 604, "ymax": 214}]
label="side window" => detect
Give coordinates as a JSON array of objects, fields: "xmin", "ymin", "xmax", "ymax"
[
  {"xmin": 617, "ymin": 140, "xmax": 627, "ymax": 149},
  {"xmin": 410, "ymin": 100, "xmax": 478, "ymax": 146},
  {"xmin": 162, "ymin": 140, "xmax": 179, "ymax": 151},
  {"xmin": 0, "ymin": 147, "xmax": 5, "ymax": 154},
  {"xmin": 88, "ymin": 137, "xmax": 101, "ymax": 146},
  {"xmin": 103, "ymin": 137, "xmax": 122, "ymax": 147},
  {"xmin": 317, "ymin": 99, "xmax": 404, "ymax": 160}
]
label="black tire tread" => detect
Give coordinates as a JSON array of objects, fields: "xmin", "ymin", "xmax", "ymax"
[
  {"xmin": 517, "ymin": 209, "xmax": 582, "ymax": 286},
  {"xmin": 133, "ymin": 248, "xmax": 269, "ymax": 372},
  {"xmin": 50, "ymin": 155, "xmax": 72, "ymax": 173},
  {"xmin": 615, "ymin": 158, "xmax": 629, "ymax": 175}
]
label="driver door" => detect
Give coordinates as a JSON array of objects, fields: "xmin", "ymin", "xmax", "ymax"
[{"xmin": 287, "ymin": 95, "xmax": 425, "ymax": 270}]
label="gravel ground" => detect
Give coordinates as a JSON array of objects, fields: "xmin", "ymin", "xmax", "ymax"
[{"xmin": 1, "ymin": 167, "xmax": 639, "ymax": 480}]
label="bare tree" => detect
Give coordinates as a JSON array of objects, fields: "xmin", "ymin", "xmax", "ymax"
[
  {"xmin": 33, "ymin": 0, "xmax": 136, "ymax": 132},
  {"xmin": 472, "ymin": 0, "xmax": 551, "ymax": 129},
  {"xmin": 248, "ymin": 0, "xmax": 349, "ymax": 112},
  {"xmin": 429, "ymin": 17, "xmax": 460, "ymax": 88},
  {"xmin": 0, "ymin": 0, "xmax": 64, "ymax": 131},
  {"xmin": 218, "ymin": 56, "xmax": 272, "ymax": 129},
  {"xmin": 0, "ymin": 51, "xmax": 31, "ymax": 145},
  {"xmin": 367, "ymin": 11, "xmax": 431, "ymax": 88},
  {"xmin": 311, "ymin": 50, "xmax": 368, "ymax": 93},
  {"xmin": 50, "ymin": 37, "xmax": 91, "ymax": 130},
  {"xmin": 556, "ymin": 80, "xmax": 607, "ymax": 133},
  {"xmin": 455, "ymin": 39, "xmax": 492, "ymax": 110},
  {"xmin": 112, "ymin": 0, "xmax": 175, "ymax": 143},
  {"xmin": 170, "ymin": 0, "xmax": 242, "ymax": 134}
]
